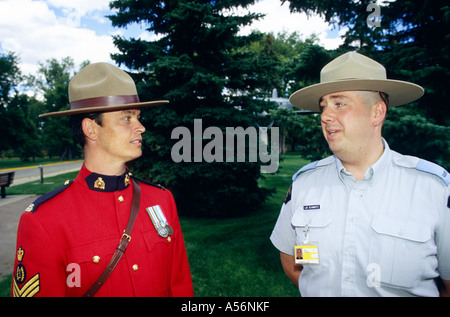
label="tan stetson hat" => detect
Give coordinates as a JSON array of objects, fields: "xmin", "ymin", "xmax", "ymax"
[
  {"xmin": 39, "ymin": 62, "xmax": 168, "ymax": 118},
  {"xmin": 289, "ymin": 51, "xmax": 424, "ymax": 112}
]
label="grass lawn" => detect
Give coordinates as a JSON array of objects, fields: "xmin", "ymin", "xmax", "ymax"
[{"xmin": 0, "ymin": 153, "xmax": 308, "ymax": 297}]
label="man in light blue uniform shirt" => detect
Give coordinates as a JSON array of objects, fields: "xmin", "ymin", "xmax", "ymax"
[{"xmin": 270, "ymin": 52, "xmax": 450, "ymax": 297}]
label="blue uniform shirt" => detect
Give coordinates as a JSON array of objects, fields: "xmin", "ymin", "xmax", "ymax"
[{"xmin": 270, "ymin": 140, "xmax": 450, "ymax": 296}]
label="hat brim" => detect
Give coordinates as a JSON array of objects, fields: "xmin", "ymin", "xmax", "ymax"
[
  {"xmin": 39, "ymin": 100, "xmax": 169, "ymax": 118},
  {"xmin": 289, "ymin": 79, "xmax": 424, "ymax": 112}
]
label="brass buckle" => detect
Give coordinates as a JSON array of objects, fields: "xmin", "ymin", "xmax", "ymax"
[{"xmin": 122, "ymin": 231, "xmax": 132, "ymax": 242}]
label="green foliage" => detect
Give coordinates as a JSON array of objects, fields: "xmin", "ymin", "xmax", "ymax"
[
  {"xmin": 0, "ymin": 275, "xmax": 11, "ymax": 297},
  {"xmin": 6, "ymin": 94, "xmax": 43, "ymax": 161},
  {"xmin": 110, "ymin": 0, "xmax": 275, "ymax": 217},
  {"xmin": 284, "ymin": 0, "xmax": 450, "ymax": 169},
  {"xmin": 286, "ymin": 43, "xmax": 334, "ymax": 95},
  {"xmin": 32, "ymin": 57, "xmax": 83, "ymax": 159},
  {"xmin": 0, "ymin": 52, "xmax": 42, "ymax": 161},
  {"xmin": 0, "ymin": 54, "xmax": 86, "ymax": 161},
  {"xmin": 383, "ymin": 107, "xmax": 450, "ymax": 171}
]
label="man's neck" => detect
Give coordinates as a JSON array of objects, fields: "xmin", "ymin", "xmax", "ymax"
[
  {"xmin": 84, "ymin": 160, "xmax": 127, "ymax": 176},
  {"xmin": 340, "ymin": 139, "xmax": 385, "ymax": 181}
]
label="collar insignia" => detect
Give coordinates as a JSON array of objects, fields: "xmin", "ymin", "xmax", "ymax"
[
  {"xmin": 94, "ymin": 177, "xmax": 106, "ymax": 190},
  {"xmin": 85, "ymin": 170, "xmax": 131, "ymax": 192}
]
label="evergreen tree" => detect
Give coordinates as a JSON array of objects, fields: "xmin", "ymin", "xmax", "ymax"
[
  {"xmin": 284, "ymin": 0, "xmax": 450, "ymax": 169},
  {"xmin": 108, "ymin": 0, "xmax": 275, "ymax": 217}
]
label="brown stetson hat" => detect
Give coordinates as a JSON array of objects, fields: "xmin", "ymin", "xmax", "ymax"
[
  {"xmin": 39, "ymin": 62, "xmax": 168, "ymax": 118},
  {"xmin": 289, "ymin": 51, "xmax": 424, "ymax": 112}
]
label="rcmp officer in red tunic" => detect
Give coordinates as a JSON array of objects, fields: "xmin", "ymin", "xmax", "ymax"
[{"xmin": 11, "ymin": 62, "xmax": 194, "ymax": 297}]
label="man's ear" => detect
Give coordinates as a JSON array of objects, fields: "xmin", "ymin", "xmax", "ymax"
[
  {"xmin": 81, "ymin": 118, "xmax": 98, "ymax": 142},
  {"xmin": 372, "ymin": 101, "xmax": 387, "ymax": 127}
]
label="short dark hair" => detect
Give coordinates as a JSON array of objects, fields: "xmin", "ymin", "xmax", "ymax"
[
  {"xmin": 378, "ymin": 91, "xmax": 389, "ymax": 110},
  {"xmin": 70, "ymin": 112, "xmax": 104, "ymax": 148}
]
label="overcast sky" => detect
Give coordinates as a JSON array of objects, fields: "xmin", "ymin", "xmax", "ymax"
[{"xmin": 0, "ymin": 0, "xmax": 345, "ymax": 76}]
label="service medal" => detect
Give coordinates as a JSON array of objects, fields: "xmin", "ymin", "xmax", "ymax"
[
  {"xmin": 146, "ymin": 205, "xmax": 173, "ymax": 238},
  {"xmin": 157, "ymin": 226, "xmax": 169, "ymax": 238},
  {"xmin": 165, "ymin": 224, "xmax": 174, "ymax": 235}
]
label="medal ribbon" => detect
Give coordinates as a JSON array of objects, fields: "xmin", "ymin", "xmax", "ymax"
[
  {"xmin": 146, "ymin": 206, "xmax": 163, "ymax": 230},
  {"xmin": 146, "ymin": 205, "xmax": 172, "ymax": 239},
  {"xmin": 153, "ymin": 205, "xmax": 168, "ymax": 226}
]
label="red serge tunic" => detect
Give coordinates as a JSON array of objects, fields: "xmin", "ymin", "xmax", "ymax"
[{"xmin": 12, "ymin": 164, "xmax": 193, "ymax": 297}]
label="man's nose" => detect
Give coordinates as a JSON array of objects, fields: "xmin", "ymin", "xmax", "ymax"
[
  {"xmin": 136, "ymin": 121, "xmax": 146, "ymax": 134},
  {"xmin": 321, "ymin": 106, "xmax": 335, "ymax": 123}
]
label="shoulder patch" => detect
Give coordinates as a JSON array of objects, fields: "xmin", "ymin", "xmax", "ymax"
[
  {"xmin": 292, "ymin": 156, "xmax": 335, "ymax": 182},
  {"xmin": 130, "ymin": 175, "xmax": 166, "ymax": 190},
  {"xmin": 284, "ymin": 184, "xmax": 292, "ymax": 204},
  {"xmin": 25, "ymin": 180, "xmax": 73, "ymax": 213},
  {"xmin": 416, "ymin": 159, "xmax": 449, "ymax": 186}
]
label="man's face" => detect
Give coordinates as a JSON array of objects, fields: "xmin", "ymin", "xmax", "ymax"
[
  {"xmin": 94, "ymin": 109, "xmax": 146, "ymax": 165},
  {"xmin": 319, "ymin": 91, "xmax": 375, "ymax": 161}
]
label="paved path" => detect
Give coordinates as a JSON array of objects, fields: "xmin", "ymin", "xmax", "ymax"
[
  {"xmin": 0, "ymin": 160, "xmax": 83, "ymax": 282},
  {"xmin": 0, "ymin": 195, "xmax": 37, "ymax": 281},
  {"xmin": 1, "ymin": 160, "xmax": 83, "ymax": 186}
]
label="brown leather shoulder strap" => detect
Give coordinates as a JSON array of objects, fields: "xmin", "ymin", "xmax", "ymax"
[{"xmin": 83, "ymin": 179, "xmax": 141, "ymax": 297}]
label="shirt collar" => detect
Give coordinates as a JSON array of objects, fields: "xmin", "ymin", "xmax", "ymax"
[
  {"xmin": 76, "ymin": 164, "xmax": 131, "ymax": 192},
  {"xmin": 335, "ymin": 138, "xmax": 391, "ymax": 184}
]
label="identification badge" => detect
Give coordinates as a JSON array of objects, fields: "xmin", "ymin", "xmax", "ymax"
[{"xmin": 295, "ymin": 242, "xmax": 319, "ymax": 265}]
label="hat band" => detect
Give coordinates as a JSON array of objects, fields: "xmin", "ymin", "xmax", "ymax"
[{"xmin": 70, "ymin": 94, "xmax": 140, "ymax": 110}]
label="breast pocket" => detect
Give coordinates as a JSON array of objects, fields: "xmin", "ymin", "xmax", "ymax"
[
  {"xmin": 291, "ymin": 210, "xmax": 333, "ymax": 244},
  {"xmin": 291, "ymin": 210, "xmax": 333, "ymax": 271},
  {"xmin": 369, "ymin": 214, "xmax": 433, "ymax": 289}
]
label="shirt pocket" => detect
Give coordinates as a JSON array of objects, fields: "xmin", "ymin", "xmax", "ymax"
[
  {"xmin": 291, "ymin": 210, "xmax": 333, "ymax": 244},
  {"xmin": 369, "ymin": 214, "xmax": 432, "ymax": 289},
  {"xmin": 291, "ymin": 210, "xmax": 333, "ymax": 270}
]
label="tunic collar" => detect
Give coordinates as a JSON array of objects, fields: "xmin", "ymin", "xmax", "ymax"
[{"xmin": 77, "ymin": 164, "xmax": 131, "ymax": 192}]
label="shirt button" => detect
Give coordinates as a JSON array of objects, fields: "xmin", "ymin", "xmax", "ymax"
[
  {"xmin": 132, "ymin": 264, "xmax": 139, "ymax": 271},
  {"xmin": 93, "ymin": 256, "xmax": 100, "ymax": 263},
  {"xmin": 118, "ymin": 196, "xmax": 124, "ymax": 202}
]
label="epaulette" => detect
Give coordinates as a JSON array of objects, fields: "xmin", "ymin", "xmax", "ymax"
[
  {"xmin": 393, "ymin": 155, "xmax": 449, "ymax": 186},
  {"xmin": 416, "ymin": 159, "xmax": 449, "ymax": 186},
  {"xmin": 130, "ymin": 175, "xmax": 166, "ymax": 190},
  {"xmin": 25, "ymin": 180, "xmax": 73, "ymax": 213},
  {"xmin": 292, "ymin": 156, "xmax": 335, "ymax": 182}
]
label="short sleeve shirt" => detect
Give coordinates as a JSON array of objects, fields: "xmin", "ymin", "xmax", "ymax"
[{"xmin": 270, "ymin": 141, "xmax": 450, "ymax": 297}]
